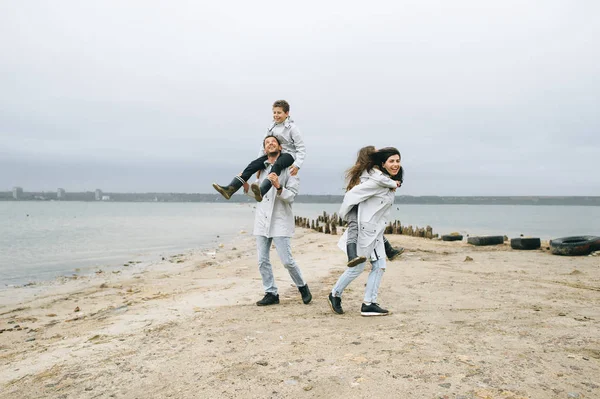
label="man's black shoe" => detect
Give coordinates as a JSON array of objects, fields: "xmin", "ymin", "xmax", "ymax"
[
  {"xmin": 256, "ymin": 293, "xmax": 279, "ymax": 306},
  {"xmin": 328, "ymin": 293, "xmax": 343, "ymax": 314},
  {"xmin": 360, "ymin": 303, "xmax": 389, "ymax": 316},
  {"xmin": 298, "ymin": 284, "xmax": 312, "ymax": 304}
]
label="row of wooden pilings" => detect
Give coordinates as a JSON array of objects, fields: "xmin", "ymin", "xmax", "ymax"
[{"xmin": 294, "ymin": 211, "xmax": 439, "ymax": 239}]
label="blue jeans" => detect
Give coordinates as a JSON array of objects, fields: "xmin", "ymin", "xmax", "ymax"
[
  {"xmin": 331, "ymin": 258, "xmax": 386, "ymax": 304},
  {"xmin": 256, "ymin": 236, "xmax": 306, "ymax": 295}
]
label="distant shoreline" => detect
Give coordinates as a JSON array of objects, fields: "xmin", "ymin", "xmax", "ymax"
[{"xmin": 2, "ymin": 192, "xmax": 600, "ymax": 205}]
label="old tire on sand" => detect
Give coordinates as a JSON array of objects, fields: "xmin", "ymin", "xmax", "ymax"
[
  {"xmin": 467, "ymin": 236, "xmax": 504, "ymax": 246},
  {"xmin": 550, "ymin": 236, "xmax": 600, "ymax": 256},
  {"xmin": 442, "ymin": 235, "xmax": 463, "ymax": 241},
  {"xmin": 510, "ymin": 237, "xmax": 541, "ymax": 250}
]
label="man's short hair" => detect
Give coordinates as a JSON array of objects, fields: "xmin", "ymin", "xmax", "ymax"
[
  {"xmin": 263, "ymin": 134, "xmax": 281, "ymax": 148},
  {"xmin": 272, "ymin": 100, "xmax": 290, "ymax": 113}
]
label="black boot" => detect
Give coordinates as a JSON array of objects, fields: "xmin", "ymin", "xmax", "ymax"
[
  {"xmin": 298, "ymin": 284, "xmax": 312, "ymax": 304},
  {"xmin": 250, "ymin": 179, "xmax": 275, "ymax": 203},
  {"xmin": 346, "ymin": 243, "xmax": 366, "ymax": 267},
  {"xmin": 250, "ymin": 183, "xmax": 263, "ymax": 202},
  {"xmin": 260, "ymin": 179, "xmax": 273, "ymax": 196},
  {"xmin": 212, "ymin": 177, "xmax": 244, "ymax": 200},
  {"xmin": 384, "ymin": 238, "xmax": 404, "ymax": 261}
]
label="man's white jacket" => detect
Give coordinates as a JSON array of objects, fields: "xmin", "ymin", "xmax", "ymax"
[
  {"xmin": 338, "ymin": 169, "xmax": 397, "ymax": 261},
  {"xmin": 248, "ymin": 160, "xmax": 299, "ymax": 238}
]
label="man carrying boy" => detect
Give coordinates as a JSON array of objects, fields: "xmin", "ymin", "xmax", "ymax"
[
  {"xmin": 212, "ymin": 100, "xmax": 306, "ymax": 202},
  {"xmin": 248, "ymin": 135, "xmax": 311, "ymax": 306}
]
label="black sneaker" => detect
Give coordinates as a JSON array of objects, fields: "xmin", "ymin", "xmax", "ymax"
[
  {"xmin": 256, "ymin": 293, "xmax": 279, "ymax": 306},
  {"xmin": 298, "ymin": 284, "xmax": 312, "ymax": 304},
  {"xmin": 328, "ymin": 293, "xmax": 343, "ymax": 314},
  {"xmin": 360, "ymin": 303, "xmax": 389, "ymax": 316}
]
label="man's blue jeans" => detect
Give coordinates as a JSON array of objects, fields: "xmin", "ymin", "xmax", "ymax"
[{"xmin": 256, "ymin": 236, "xmax": 306, "ymax": 295}]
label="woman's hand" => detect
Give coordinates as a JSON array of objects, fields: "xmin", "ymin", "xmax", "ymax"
[{"xmin": 289, "ymin": 165, "xmax": 299, "ymax": 176}]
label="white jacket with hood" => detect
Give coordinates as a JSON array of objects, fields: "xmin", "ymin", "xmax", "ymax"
[
  {"xmin": 337, "ymin": 168, "xmax": 397, "ymax": 261},
  {"xmin": 258, "ymin": 117, "xmax": 306, "ymax": 170}
]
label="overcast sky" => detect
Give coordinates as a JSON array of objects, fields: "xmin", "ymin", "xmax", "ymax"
[{"xmin": 1, "ymin": 1, "xmax": 599, "ymax": 195}]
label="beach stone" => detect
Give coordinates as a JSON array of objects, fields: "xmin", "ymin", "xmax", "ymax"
[
  {"xmin": 25, "ymin": 337, "xmax": 36, "ymax": 342},
  {"xmin": 256, "ymin": 361, "xmax": 268, "ymax": 366},
  {"xmin": 567, "ymin": 393, "xmax": 580, "ymax": 398},
  {"xmin": 439, "ymin": 382, "xmax": 451, "ymax": 388},
  {"xmin": 464, "ymin": 256, "xmax": 474, "ymax": 262}
]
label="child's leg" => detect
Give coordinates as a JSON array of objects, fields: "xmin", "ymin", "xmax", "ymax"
[
  {"xmin": 346, "ymin": 206, "xmax": 367, "ymax": 267},
  {"xmin": 240, "ymin": 155, "xmax": 269, "ymax": 182},
  {"xmin": 257, "ymin": 153, "xmax": 295, "ymax": 196},
  {"xmin": 212, "ymin": 155, "xmax": 268, "ymax": 199},
  {"xmin": 269, "ymin": 153, "xmax": 295, "ymax": 176},
  {"xmin": 346, "ymin": 206, "xmax": 358, "ymax": 245}
]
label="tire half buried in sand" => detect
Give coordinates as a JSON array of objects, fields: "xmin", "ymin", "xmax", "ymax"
[
  {"xmin": 510, "ymin": 237, "xmax": 541, "ymax": 250},
  {"xmin": 467, "ymin": 236, "xmax": 505, "ymax": 246}
]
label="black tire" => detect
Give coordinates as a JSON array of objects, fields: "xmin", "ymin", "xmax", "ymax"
[
  {"xmin": 592, "ymin": 237, "xmax": 600, "ymax": 252},
  {"xmin": 510, "ymin": 237, "xmax": 541, "ymax": 250},
  {"xmin": 550, "ymin": 236, "xmax": 600, "ymax": 256},
  {"xmin": 442, "ymin": 234, "xmax": 463, "ymax": 241},
  {"xmin": 467, "ymin": 236, "xmax": 505, "ymax": 246}
]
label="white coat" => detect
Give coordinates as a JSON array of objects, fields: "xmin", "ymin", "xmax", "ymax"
[
  {"xmin": 248, "ymin": 159, "xmax": 299, "ymax": 238},
  {"xmin": 338, "ymin": 169, "xmax": 397, "ymax": 261}
]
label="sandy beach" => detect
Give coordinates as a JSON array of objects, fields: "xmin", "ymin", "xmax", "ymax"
[{"xmin": 1, "ymin": 228, "xmax": 599, "ymax": 399}]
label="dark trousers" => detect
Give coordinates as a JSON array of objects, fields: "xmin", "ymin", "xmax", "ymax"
[{"xmin": 239, "ymin": 153, "xmax": 295, "ymax": 182}]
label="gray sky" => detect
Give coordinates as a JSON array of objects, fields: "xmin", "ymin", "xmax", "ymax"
[{"xmin": 1, "ymin": 1, "xmax": 599, "ymax": 195}]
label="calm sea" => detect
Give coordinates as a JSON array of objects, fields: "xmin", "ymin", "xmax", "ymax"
[{"xmin": 1, "ymin": 202, "xmax": 599, "ymax": 286}]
